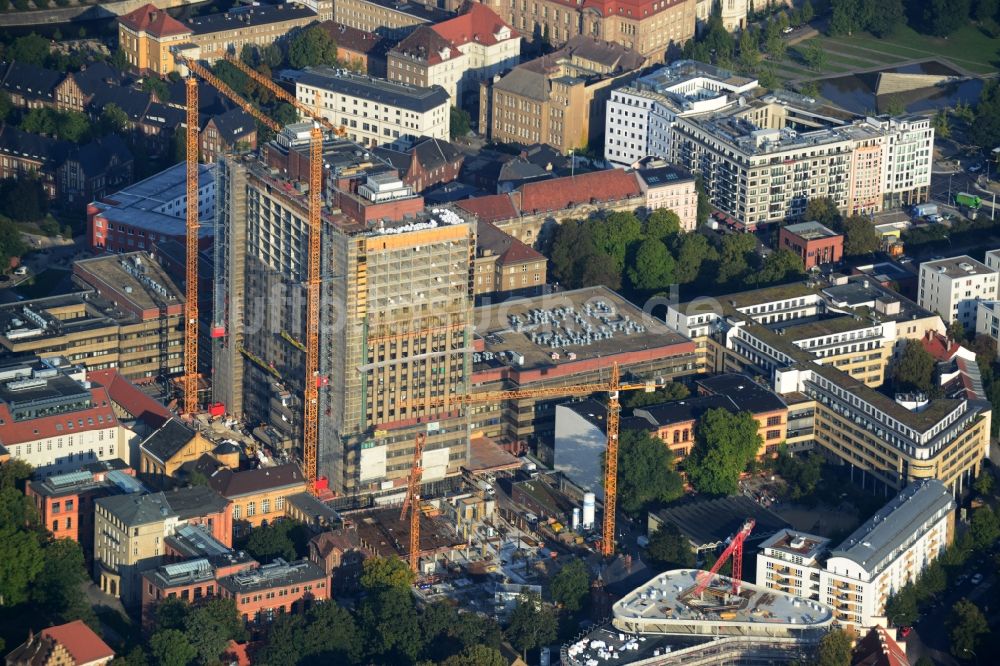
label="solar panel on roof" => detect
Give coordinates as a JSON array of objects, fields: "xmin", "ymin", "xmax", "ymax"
[{"xmin": 49, "ymin": 470, "xmax": 93, "ymax": 488}]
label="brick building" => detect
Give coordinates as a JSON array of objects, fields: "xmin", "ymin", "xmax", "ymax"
[
  {"xmin": 473, "ymin": 221, "xmax": 547, "ymax": 295},
  {"xmin": 779, "ymin": 221, "xmax": 844, "ymax": 269},
  {"xmin": 217, "ymin": 558, "xmax": 330, "ymax": 627},
  {"xmin": 200, "ymin": 108, "xmax": 258, "ymax": 164},
  {"xmin": 318, "ymin": 22, "xmax": 389, "ymax": 76},
  {"xmin": 0, "ymin": 61, "xmax": 62, "ymax": 109},
  {"xmin": 207, "ymin": 463, "xmax": 308, "ymax": 536},
  {"xmin": 373, "ymin": 136, "xmax": 464, "ymax": 193}
]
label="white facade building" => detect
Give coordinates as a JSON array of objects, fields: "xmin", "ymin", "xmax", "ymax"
[
  {"xmin": 756, "ymin": 480, "xmax": 955, "ymax": 628},
  {"xmin": 0, "ymin": 358, "xmax": 126, "ymax": 476},
  {"xmin": 604, "ymin": 60, "xmax": 758, "ymax": 167},
  {"xmin": 918, "ymin": 255, "xmax": 999, "ymax": 332},
  {"xmin": 290, "ymin": 67, "xmax": 450, "ymax": 148},
  {"xmin": 975, "ymin": 300, "xmax": 1000, "ymax": 357}
]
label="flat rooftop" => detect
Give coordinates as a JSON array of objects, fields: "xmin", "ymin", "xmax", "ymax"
[
  {"xmin": 289, "ymin": 67, "xmax": 450, "ymax": 113},
  {"xmin": 677, "ymin": 282, "xmax": 817, "ymax": 314},
  {"xmin": 91, "ymin": 162, "xmax": 214, "ymax": 238},
  {"xmin": 652, "ymin": 495, "xmax": 790, "ymax": 549},
  {"xmin": 784, "ymin": 221, "xmax": 841, "ymax": 241},
  {"xmin": 474, "ymin": 286, "xmax": 688, "ymax": 373},
  {"xmin": 822, "ymin": 279, "xmax": 932, "ymax": 323},
  {"xmin": 758, "ymin": 528, "xmax": 830, "ymax": 561},
  {"xmin": 74, "ymin": 252, "xmax": 184, "ymax": 312},
  {"xmin": 612, "ymin": 570, "xmax": 833, "ymax": 631},
  {"xmin": 0, "ymin": 291, "xmax": 144, "ymax": 344},
  {"xmin": 830, "ymin": 479, "xmax": 954, "ymax": 575},
  {"xmin": 920, "ymin": 255, "xmax": 995, "ymax": 278},
  {"xmin": 354, "ymin": 506, "xmax": 466, "ymax": 558},
  {"xmin": 218, "ymin": 558, "xmax": 326, "ymax": 594}
]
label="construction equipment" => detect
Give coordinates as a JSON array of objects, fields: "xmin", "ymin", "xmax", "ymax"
[
  {"xmin": 400, "ymin": 432, "xmax": 427, "ymax": 573},
  {"xmin": 182, "ymin": 77, "xmax": 199, "ymax": 415},
  {"xmin": 223, "ymin": 55, "xmax": 347, "ymax": 138},
  {"xmin": 691, "ymin": 519, "xmax": 755, "ymax": 598},
  {"xmin": 435, "ymin": 362, "xmax": 658, "ymax": 557}
]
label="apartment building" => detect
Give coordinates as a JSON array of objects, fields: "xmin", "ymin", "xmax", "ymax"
[
  {"xmin": 0, "ymin": 358, "xmax": 129, "ymax": 477},
  {"xmin": 473, "ymin": 221, "xmax": 547, "ymax": 295},
  {"xmin": 482, "ymin": 0, "xmax": 695, "ymax": 60},
  {"xmin": 388, "ymin": 3, "xmax": 520, "ymax": 112},
  {"xmin": 665, "ymin": 277, "xmax": 989, "ymax": 495},
  {"xmin": 975, "ymin": 300, "xmax": 1000, "ymax": 357},
  {"xmin": 26, "ymin": 464, "xmax": 144, "ymax": 557},
  {"xmin": 918, "ymin": 256, "xmax": 998, "ymax": 332},
  {"xmin": 88, "ymin": 162, "xmax": 215, "ymax": 253},
  {"xmin": 333, "ymin": 0, "xmax": 455, "ymax": 41},
  {"xmin": 212, "ymin": 154, "xmax": 477, "ymax": 498},
  {"xmin": 94, "ymin": 486, "xmax": 231, "ymax": 608},
  {"xmin": 290, "ymin": 67, "xmax": 450, "ymax": 148},
  {"xmin": 481, "ymin": 36, "xmax": 645, "ymax": 154},
  {"xmin": 779, "ymin": 221, "xmax": 844, "ymax": 269},
  {"xmin": 117, "ymin": 2, "xmax": 325, "ymax": 76},
  {"xmin": 207, "ymin": 463, "xmax": 308, "ymax": 536},
  {"xmin": 757, "ymin": 479, "xmax": 955, "ymax": 628},
  {"xmin": 634, "ymin": 160, "xmax": 698, "ymax": 231},
  {"xmin": 604, "ymin": 61, "xmax": 758, "ymax": 168}
]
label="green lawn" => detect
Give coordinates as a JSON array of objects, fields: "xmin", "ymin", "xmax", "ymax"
[
  {"xmin": 15, "ymin": 268, "xmax": 70, "ymax": 299},
  {"xmin": 818, "ymin": 24, "xmax": 1000, "ymax": 74}
]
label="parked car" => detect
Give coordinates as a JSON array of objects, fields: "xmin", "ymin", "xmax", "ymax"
[
  {"xmin": 971, "ymin": 573, "xmax": 983, "ymax": 585},
  {"xmin": 782, "ymin": 26, "xmax": 794, "ymax": 33},
  {"xmin": 900, "ymin": 627, "xmax": 913, "ymax": 637}
]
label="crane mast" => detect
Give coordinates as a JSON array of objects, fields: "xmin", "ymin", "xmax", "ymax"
[
  {"xmin": 400, "ymin": 432, "xmax": 427, "ymax": 573},
  {"xmin": 183, "ymin": 76, "xmax": 199, "ymax": 415}
]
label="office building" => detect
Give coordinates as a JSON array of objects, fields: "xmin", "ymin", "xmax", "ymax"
[
  {"xmin": 482, "ymin": 0, "xmax": 695, "ymax": 60},
  {"xmin": 480, "ymin": 36, "xmax": 645, "ymax": 154},
  {"xmin": 217, "ymin": 558, "xmax": 330, "ymax": 626},
  {"xmin": 94, "ymin": 486, "xmax": 231, "ymax": 608},
  {"xmin": 212, "ymin": 152, "xmax": 476, "ymax": 498},
  {"xmin": 0, "ymin": 357, "xmax": 129, "ymax": 477},
  {"xmin": 604, "ymin": 61, "xmax": 758, "ymax": 168},
  {"xmin": 289, "ymin": 66, "xmax": 450, "ymax": 148},
  {"xmin": 387, "ymin": 3, "xmax": 520, "ymax": 111},
  {"xmin": 918, "ymin": 256, "xmax": 998, "ymax": 332},
  {"xmin": 332, "ymin": 0, "xmax": 455, "ymax": 41},
  {"xmin": 117, "ymin": 2, "xmax": 326, "ymax": 76},
  {"xmin": 757, "ymin": 479, "xmax": 955, "ymax": 628},
  {"xmin": 779, "ymin": 221, "xmax": 844, "ymax": 269},
  {"xmin": 88, "ymin": 162, "xmax": 215, "ymax": 253},
  {"xmin": 472, "ymin": 286, "xmax": 697, "ymax": 460},
  {"xmin": 665, "ymin": 277, "xmax": 989, "ymax": 495}
]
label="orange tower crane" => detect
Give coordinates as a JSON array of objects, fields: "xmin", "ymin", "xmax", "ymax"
[
  {"xmin": 400, "ymin": 432, "xmax": 427, "ymax": 573},
  {"xmin": 435, "ymin": 362, "xmax": 655, "ymax": 557},
  {"xmin": 183, "ymin": 77, "xmax": 199, "ymax": 415}
]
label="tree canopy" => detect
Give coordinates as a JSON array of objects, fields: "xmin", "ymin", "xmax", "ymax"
[
  {"xmin": 550, "ymin": 559, "xmax": 590, "ymax": 612},
  {"xmin": 505, "ymin": 594, "xmax": 558, "ymax": 660},
  {"xmin": 841, "ymin": 215, "xmax": 880, "ymax": 256},
  {"xmin": 288, "ymin": 26, "xmax": 339, "ymax": 69},
  {"xmin": 645, "ymin": 522, "xmax": 695, "ymax": 569},
  {"xmin": 623, "ymin": 381, "xmax": 690, "ymax": 409},
  {"xmin": 948, "ymin": 598, "xmax": 988, "ymax": 658},
  {"xmin": 687, "ymin": 409, "xmax": 762, "ymax": 495},
  {"xmin": 360, "ymin": 555, "xmax": 416, "ymax": 593},
  {"xmin": 816, "ymin": 628, "xmax": 854, "ymax": 666},
  {"xmin": 617, "ymin": 429, "xmax": 685, "ymax": 516},
  {"xmin": 890, "ymin": 339, "xmax": 936, "ymax": 394}
]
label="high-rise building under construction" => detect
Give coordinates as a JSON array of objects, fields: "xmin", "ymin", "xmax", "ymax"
[{"xmin": 212, "ymin": 132, "xmax": 476, "ymax": 500}]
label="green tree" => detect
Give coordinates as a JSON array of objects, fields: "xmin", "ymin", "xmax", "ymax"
[
  {"xmin": 842, "ymin": 215, "xmax": 880, "ymax": 256},
  {"xmin": 816, "ymin": 628, "xmax": 853, "ymax": 666},
  {"xmin": 932, "ymin": 108, "xmax": 952, "ymax": 139},
  {"xmin": 672, "ymin": 233, "xmax": 718, "ymax": 284},
  {"xmin": 695, "ymin": 176, "xmax": 711, "ymax": 226},
  {"xmin": 0, "ymin": 91, "xmax": 11, "ymax": 123},
  {"xmin": 0, "ymin": 459, "xmax": 33, "ymax": 490},
  {"xmin": 948, "ymin": 599, "xmax": 988, "ymax": 658},
  {"xmin": 110, "ymin": 49, "xmax": 129, "ymax": 72},
  {"xmin": 627, "ymin": 237, "xmax": 675, "ymax": 292},
  {"xmin": 753, "ymin": 249, "xmax": 804, "ymax": 285},
  {"xmin": 0, "ymin": 178, "xmax": 48, "ymax": 221},
  {"xmin": 245, "ymin": 523, "xmax": 296, "ymax": 563},
  {"xmin": 593, "ymin": 211, "xmax": 642, "ymax": 269},
  {"xmin": 149, "ymin": 629, "xmax": 196, "ymax": 666},
  {"xmin": 273, "ymin": 102, "xmax": 298, "ymax": 127},
  {"xmin": 10, "ymin": 34, "xmax": 49, "ymax": 66},
  {"xmin": 717, "ymin": 233, "xmax": 757, "ymax": 284},
  {"xmin": 974, "ymin": 0, "xmax": 998, "ymax": 20},
  {"xmin": 441, "ymin": 645, "xmax": 506, "ymax": 666},
  {"xmin": 922, "ymin": 0, "xmax": 971, "ymax": 36},
  {"xmin": 154, "ymin": 596, "xmax": 190, "ymax": 631},
  {"xmin": 288, "ymin": 25, "xmax": 338, "ymax": 69},
  {"xmin": 738, "ymin": 28, "xmax": 761, "ymax": 73},
  {"xmin": 804, "ymin": 40, "xmax": 826, "ymax": 70},
  {"xmin": 890, "ymin": 339, "xmax": 935, "ymax": 394},
  {"xmin": 361, "ymin": 555, "xmax": 416, "ymax": 592},
  {"xmin": 969, "ymin": 505, "xmax": 1000, "ymax": 549},
  {"xmin": 450, "ymin": 105, "xmax": 472, "ymax": 139},
  {"xmin": 774, "ymin": 450, "xmax": 823, "ymax": 500},
  {"xmin": 885, "ymin": 584, "xmax": 919, "ymax": 626},
  {"xmin": 141, "ymin": 76, "xmax": 170, "ymax": 103},
  {"xmin": 359, "ymin": 586, "xmax": 423, "ymax": 662},
  {"xmin": 687, "ymin": 409, "xmax": 762, "ymax": 495},
  {"xmin": 805, "ymin": 197, "xmax": 841, "ymax": 228},
  {"xmin": 0, "ymin": 486, "xmax": 43, "ymax": 607},
  {"xmin": 31, "ymin": 538, "xmax": 95, "ymax": 625},
  {"xmin": 624, "ymin": 381, "xmax": 690, "ymax": 409},
  {"xmin": 56, "ymin": 111, "xmax": 91, "ymax": 143},
  {"xmin": 948, "ymin": 319, "xmax": 966, "ymax": 344},
  {"xmin": 973, "ymin": 470, "xmax": 994, "ymax": 496},
  {"xmin": 645, "ymin": 522, "xmax": 695, "ymax": 568},
  {"xmin": 550, "ymin": 559, "xmax": 590, "ymax": 612},
  {"xmin": 101, "ymin": 103, "xmax": 130, "ymax": 134},
  {"xmin": 21, "ymin": 108, "xmax": 58, "ymax": 136},
  {"xmin": 916, "ymin": 560, "xmax": 947, "ymax": 600},
  {"xmin": 184, "ymin": 598, "xmax": 246, "ymax": 664},
  {"xmin": 617, "ymin": 429, "xmax": 685, "ymax": 516},
  {"xmin": 506, "ymin": 594, "xmax": 558, "ymax": 660},
  {"xmin": 299, "ymin": 601, "xmax": 363, "ymax": 664},
  {"xmin": 263, "ymin": 44, "xmax": 284, "ymax": 69},
  {"xmin": 970, "ymin": 81, "xmax": 1000, "ymax": 150},
  {"xmin": 802, "ymin": 0, "xmax": 815, "ymax": 22},
  {"xmin": 644, "ymin": 208, "xmax": 682, "ymax": 239}
]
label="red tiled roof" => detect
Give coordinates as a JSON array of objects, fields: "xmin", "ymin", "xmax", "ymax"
[
  {"xmin": 920, "ymin": 330, "xmax": 961, "ymax": 362},
  {"xmin": 392, "ymin": 26, "xmax": 462, "ymax": 66},
  {"xmin": 433, "ymin": 2, "xmax": 518, "ymax": 47},
  {"xmin": 88, "ymin": 369, "xmax": 172, "ymax": 428},
  {"xmin": 582, "ymin": 0, "xmax": 688, "ymax": 17},
  {"xmin": 478, "ymin": 221, "xmax": 544, "ymax": 266},
  {"xmin": 0, "ymin": 388, "xmax": 118, "ymax": 447},
  {"xmin": 318, "ymin": 21, "xmax": 385, "ymax": 55},
  {"xmin": 117, "ymin": 3, "xmax": 191, "ymax": 38},
  {"xmin": 42, "ymin": 620, "xmax": 115, "ymax": 665},
  {"xmin": 852, "ymin": 626, "xmax": 909, "ymax": 666},
  {"xmin": 456, "ymin": 193, "xmax": 519, "ymax": 224},
  {"xmin": 519, "ymin": 170, "xmax": 641, "ymax": 214}
]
